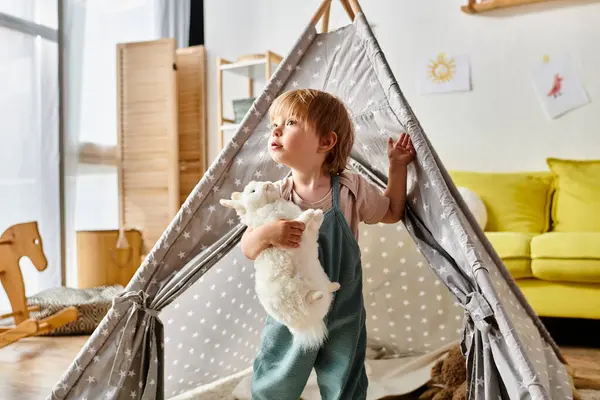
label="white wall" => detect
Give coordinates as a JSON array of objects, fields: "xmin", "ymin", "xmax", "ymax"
[{"xmin": 204, "ymin": 0, "xmax": 600, "ymax": 172}]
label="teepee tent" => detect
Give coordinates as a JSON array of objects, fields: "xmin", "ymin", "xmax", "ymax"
[{"xmin": 50, "ymin": 1, "xmax": 574, "ymax": 399}]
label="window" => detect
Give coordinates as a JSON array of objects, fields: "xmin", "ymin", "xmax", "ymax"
[
  {"xmin": 0, "ymin": 0, "xmax": 58, "ymax": 28},
  {"xmin": 69, "ymin": 0, "xmax": 163, "ymax": 286},
  {"xmin": 0, "ymin": 6, "xmax": 59, "ymax": 311},
  {"xmin": 78, "ymin": 0, "xmax": 160, "ymax": 146},
  {"xmin": 0, "ymin": 0, "xmax": 178, "ymax": 301}
]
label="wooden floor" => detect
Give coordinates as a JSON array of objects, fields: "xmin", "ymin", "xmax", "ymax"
[
  {"xmin": 0, "ymin": 335, "xmax": 89, "ymax": 400},
  {"xmin": 565, "ymin": 347, "xmax": 600, "ymax": 391},
  {"xmin": 0, "ymin": 336, "xmax": 598, "ymax": 399}
]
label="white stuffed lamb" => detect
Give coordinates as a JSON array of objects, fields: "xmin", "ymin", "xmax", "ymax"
[{"xmin": 220, "ymin": 180, "xmax": 340, "ymax": 351}]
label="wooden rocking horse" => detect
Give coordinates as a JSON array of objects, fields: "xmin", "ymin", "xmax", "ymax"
[{"xmin": 0, "ymin": 221, "xmax": 78, "ymax": 348}]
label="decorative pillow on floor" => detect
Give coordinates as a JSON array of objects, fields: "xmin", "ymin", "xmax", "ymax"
[{"xmin": 27, "ymin": 284, "xmax": 124, "ymax": 336}]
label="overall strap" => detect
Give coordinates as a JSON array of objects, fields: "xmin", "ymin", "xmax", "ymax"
[{"xmin": 332, "ymin": 174, "xmax": 340, "ymax": 208}]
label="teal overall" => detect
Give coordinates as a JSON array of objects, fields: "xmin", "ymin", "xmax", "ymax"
[{"xmin": 251, "ymin": 175, "xmax": 368, "ymax": 400}]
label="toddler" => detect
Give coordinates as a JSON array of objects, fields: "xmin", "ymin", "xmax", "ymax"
[{"xmin": 240, "ymin": 88, "xmax": 415, "ymax": 400}]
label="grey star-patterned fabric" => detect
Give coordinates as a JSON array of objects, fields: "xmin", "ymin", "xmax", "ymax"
[{"xmin": 49, "ymin": 10, "xmax": 574, "ymax": 400}]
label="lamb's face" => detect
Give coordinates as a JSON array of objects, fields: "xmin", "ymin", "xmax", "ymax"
[{"xmin": 241, "ymin": 181, "xmax": 280, "ymax": 213}]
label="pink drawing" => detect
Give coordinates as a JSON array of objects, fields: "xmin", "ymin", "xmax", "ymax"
[{"xmin": 547, "ymin": 73, "xmax": 563, "ymax": 98}]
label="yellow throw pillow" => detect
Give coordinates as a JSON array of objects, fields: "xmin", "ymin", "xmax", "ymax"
[
  {"xmin": 547, "ymin": 158, "xmax": 600, "ymax": 232},
  {"xmin": 449, "ymin": 171, "xmax": 553, "ymax": 233}
]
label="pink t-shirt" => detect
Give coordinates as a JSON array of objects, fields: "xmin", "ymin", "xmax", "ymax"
[{"xmin": 278, "ymin": 171, "xmax": 391, "ymax": 241}]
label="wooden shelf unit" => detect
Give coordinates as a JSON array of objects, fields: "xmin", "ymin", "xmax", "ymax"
[
  {"xmin": 461, "ymin": 0, "xmax": 558, "ymax": 13},
  {"xmin": 217, "ymin": 51, "xmax": 282, "ymax": 149}
]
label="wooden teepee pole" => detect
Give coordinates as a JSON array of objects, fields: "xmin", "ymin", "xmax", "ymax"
[
  {"xmin": 321, "ymin": 1, "xmax": 331, "ymax": 32},
  {"xmin": 340, "ymin": 0, "xmax": 356, "ymax": 20},
  {"xmin": 346, "ymin": 0, "xmax": 363, "ymax": 16},
  {"xmin": 311, "ymin": 0, "xmax": 358, "ymax": 28},
  {"xmin": 311, "ymin": 0, "xmax": 333, "ymax": 25}
]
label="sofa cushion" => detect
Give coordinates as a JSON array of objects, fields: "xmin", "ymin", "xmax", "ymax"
[
  {"xmin": 450, "ymin": 171, "xmax": 553, "ymax": 233},
  {"xmin": 485, "ymin": 232, "xmax": 534, "ymax": 278},
  {"xmin": 531, "ymin": 259, "xmax": 600, "ymax": 283},
  {"xmin": 531, "ymin": 232, "xmax": 600, "ymax": 259},
  {"xmin": 517, "ymin": 279, "xmax": 600, "ymax": 319},
  {"xmin": 547, "ymin": 158, "xmax": 600, "ymax": 232},
  {"xmin": 501, "ymin": 260, "xmax": 532, "ymax": 280},
  {"xmin": 531, "ymin": 232, "xmax": 600, "ymax": 283}
]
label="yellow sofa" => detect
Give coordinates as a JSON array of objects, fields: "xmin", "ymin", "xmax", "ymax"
[{"xmin": 450, "ymin": 158, "xmax": 600, "ymax": 320}]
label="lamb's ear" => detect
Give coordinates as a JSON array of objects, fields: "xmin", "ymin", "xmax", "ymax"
[
  {"xmin": 220, "ymin": 198, "xmax": 246, "ymax": 215},
  {"xmin": 231, "ymin": 192, "xmax": 242, "ymax": 200},
  {"xmin": 272, "ymin": 180, "xmax": 282, "ymax": 193}
]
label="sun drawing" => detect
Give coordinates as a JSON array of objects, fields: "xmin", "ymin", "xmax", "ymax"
[{"xmin": 428, "ymin": 53, "xmax": 457, "ymax": 84}]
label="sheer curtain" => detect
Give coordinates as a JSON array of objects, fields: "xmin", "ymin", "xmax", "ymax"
[
  {"xmin": 0, "ymin": 0, "xmax": 191, "ymax": 311},
  {"xmin": 0, "ymin": 1, "xmax": 59, "ymax": 312},
  {"xmin": 157, "ymin": 0, "xmax": 190, "ymax": 49},
  {"xmin": 65, "ymin": 0, "xmax": 191, "ymax": 286}
]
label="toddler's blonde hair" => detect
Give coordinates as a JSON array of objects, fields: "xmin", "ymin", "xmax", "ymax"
[{"xmin": 269, "ymin": 89, "xmax": 354, "ymax": 175}]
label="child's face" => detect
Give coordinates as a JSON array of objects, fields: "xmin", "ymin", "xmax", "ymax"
[{"xmin": 268, "ymin": 114, "xmax": 322, "ymax": 171}]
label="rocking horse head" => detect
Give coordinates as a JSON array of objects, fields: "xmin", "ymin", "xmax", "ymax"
[{"xmin": 0, "ymin": 221, "xmax": 48, "ymax": 271}]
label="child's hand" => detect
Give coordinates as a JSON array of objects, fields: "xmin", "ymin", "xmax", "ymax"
[
  {"xmin": 387, "ymin": 133, "xmax": 415, "ymax": 168},
  {"xmin": 264, "ymin": 220, "xmax": 305, "ymax": 248}
]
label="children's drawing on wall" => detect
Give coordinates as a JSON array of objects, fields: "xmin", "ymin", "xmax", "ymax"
[
  {"xmin": 418, "ymin": 53, "xmax": 471, "ymax": 94},
  {"xmin": 532, "ymin": 53, "xmax": 589, "ymax": 119}
]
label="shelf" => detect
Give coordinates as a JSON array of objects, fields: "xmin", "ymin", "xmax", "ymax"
[
  {"xmin": 219, "ymin": 58, "xmax": 281, "ymax": 80},
  {"xmin": 220, "ymin": 123, "xmax": 240, "ymax": 131},
  {"xmin": 461, "ymin": 0, "xmax": 553, "ymax": 13},
  {"xmin": 217, "ymin": 51, "xmax": 282, "ymax": 149}
]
